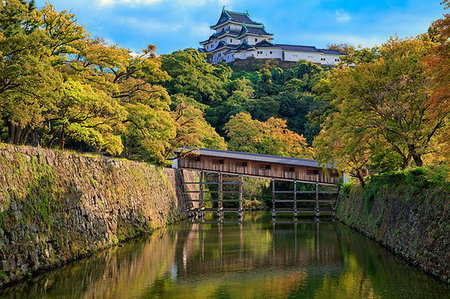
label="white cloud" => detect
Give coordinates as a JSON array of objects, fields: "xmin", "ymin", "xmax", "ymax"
[
  {"xmin": 190, "ymin": 22, "xmax": 212, "ymax": 37},
  {"xmin": 335, "ymin": 9, "xmax": 351, "ymax": 23},
  {"xmin": 98, "ymin": 0, "xmax": 230, "ymax": 7}
]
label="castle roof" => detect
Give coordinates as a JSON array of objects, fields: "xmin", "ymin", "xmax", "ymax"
[
  {"xmin": 200, "ymin": 28, "xmax": 241, "ymax": 44},
  {"xmin": 237, "ymin": 24, "xmax": 272, "ymax": 37},
  {"xmin": 211, "ymin": 9, "xmax": 262, "ymax": 28},
  {"xmin": 318, "ymin": 49, "xmax": 343, "ymax": 55},
  {"xmin": 232, "ymin": 40, "xmax": 255, "ymax": 51},
  {"xmin": 276, "ymin": 44, "xmax": 319, "ymax": 52},
  {"xmin": 254, "ymin": 40, "xmax": 276, "ymax": 47}
]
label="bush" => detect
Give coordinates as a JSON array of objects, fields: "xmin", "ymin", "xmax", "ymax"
[{"xmin": 360, "ymin": 166, "xmax": 449, "ymax": 211}]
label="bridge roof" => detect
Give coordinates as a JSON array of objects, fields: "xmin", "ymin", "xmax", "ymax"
[{"xmin": 189, "ymin": 148, "xmax": 323, "ymax": 168}]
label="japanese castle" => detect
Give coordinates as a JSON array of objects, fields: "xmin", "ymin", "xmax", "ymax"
[{"xmin": 200, "ymin": 8, "xmax": 343, "ymax": 65}]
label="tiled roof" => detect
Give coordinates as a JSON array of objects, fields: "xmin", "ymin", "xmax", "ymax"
[
  {"xmin": 227, "ymin": 11, "xmax": 255, "ymax": 24},
  {"xmin": 207, "ymin": 40, "xmax": 229, "ymax": 52},
  {"xmin": 318, "ymin": 49, "xmax": 344, "ymax": 55},
  {"xmin": 254, "ymin": 40, "xmax": 276, "ymax": 47},
  {"xmin": 188, "ymin": 148, "xmax": 322, "ymax": 168},
  {"xmin": 276, "ymin": 44, "xmax": 319, "ymax": 52},
  {"xmin": 238, "ymin": 24, "xmax": 272, "ymax": 37},
  {"xmin": 200, "ymin": 29, "xmax": 241, "ymax": 44},
  {"xmin": 232, "ymin": 40, "xmax": 255, "ymax": 51},
  {"xmin": 212, "ymin": 9, "xmax": 263, "ymax": 27}
]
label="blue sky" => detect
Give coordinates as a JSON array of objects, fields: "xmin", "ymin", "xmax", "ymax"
[{"xmin": 35, "ymin": 0, "xmax": 446, "ymax": 55}]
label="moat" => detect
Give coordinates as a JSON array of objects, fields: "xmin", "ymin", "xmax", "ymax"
[{"xmin": 0, "ymin": 213, "xmax": 448, "ymax": 298}]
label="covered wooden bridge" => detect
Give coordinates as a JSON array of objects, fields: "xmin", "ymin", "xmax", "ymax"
[{"xmin": 176, "ymin": 148, "xmax": 341, "ymax": 218}]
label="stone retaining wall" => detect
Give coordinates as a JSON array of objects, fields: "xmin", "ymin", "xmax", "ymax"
[
  {"xmin": 0, "ymin": 145, "xmax": 187, "ymax": 287},
  {"xmin": 336, "ymin": 184, "xmax": 449, "ymax": 283}
]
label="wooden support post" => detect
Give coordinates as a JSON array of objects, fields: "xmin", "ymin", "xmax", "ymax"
[
  {"xmin": 315, "ymin": 183, "xmax": 319, "ymax": 217},
  {"xmin": 199, "ymin": 171, "xmax": 204, "ymax": 215},
  {"xmin": 238, "ymin": 175, "xmax": 243, "ymax": 218},
  {"xmin": 293, "ymin": 181, "xmax": 297, "ymax": 217},
  {"xmin": 272, "ymin": 179, "xmax": 276, "ymax": 217},
  {"xmin": 218, "ymin": 172, "xmax": 223, "ymax": 214}
]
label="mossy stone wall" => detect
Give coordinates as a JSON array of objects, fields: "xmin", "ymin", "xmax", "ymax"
[
  {"xmin": 0, "ymin": 145, "xmax": 187, "ymax": 287},
  {"xmin": 336, "ymin": 179, "xmax": 449, "ymax": 283}
]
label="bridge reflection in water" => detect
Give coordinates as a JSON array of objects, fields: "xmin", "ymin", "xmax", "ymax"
[
  {"xmin": 1, "ymin": 214, "xmax": 448, "ymax": 299},
  {"xmin": 189, "ymin": 218, "xmax": 339, "ymax": 274}
]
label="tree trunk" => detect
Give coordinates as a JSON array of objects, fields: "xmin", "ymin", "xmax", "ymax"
[
  {"xmin": 60, "ymin": 125, "xmax": 65, "ymax": 150},
  {"xmin": 412, "ymin": 153, "xmax": 423, "ymax": 167},
  {"xmin": 355, "ymin": 168, "xmax": 366, "ymax": 188},
  {"xmin": 8, "ymin": 122, "xmax": 22, "ymax": 145},
  {"xmin": 408, "ymin": 144, "xmax": 423, "ymax": 167}
]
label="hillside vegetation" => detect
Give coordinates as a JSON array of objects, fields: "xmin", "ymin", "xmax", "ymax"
[{"xmin": 0, "ymin": 0, "xmax": 448, "ymax": 185}]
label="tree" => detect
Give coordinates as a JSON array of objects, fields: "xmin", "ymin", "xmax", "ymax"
[
  {"xmin": 0, "ymin": 0, "xmax": 63, "ymax": 144},
  {"xmin": 327, "ymin": 43, "xmax": 355, "ymax": 55},
  {"xmin": 224, "ymin": 112, "xmax": 312, "ymax": 158},
  {"xmin": 160, "ymin": 48, "xmax": 227, "ymax": 106},
  {"xmin": 313, "ymin": 36, "xmax": 446, "ymax": 182},
  {"xmin": 45, "ymin": 79, "xmax": 125, "ymax": 154},
  {"xmin": 423, "ymin": 0, "xmax": 450, "ymax": 163}
]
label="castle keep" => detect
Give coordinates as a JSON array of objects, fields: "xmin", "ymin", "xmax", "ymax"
[{"xmin": 200, "ymin": 8, "xmax": 343, "ymax": 65}]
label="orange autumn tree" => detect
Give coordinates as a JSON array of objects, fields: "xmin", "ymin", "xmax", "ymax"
[
  {"xmin": 224, "ymin": 112, "xmax": 313, "ymax": 158},
  {"xmin": 423, "ymin": 0, "xmax": 450, "ymax": 163}
]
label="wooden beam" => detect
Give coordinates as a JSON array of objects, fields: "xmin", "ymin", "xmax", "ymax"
[
  {"xmin": 293, "ymin": 181, "xmax": 297, "ymax": 216},
  {"xmin": 315, "ymin": 183, "xmax": 319, "ymax": 217},
  {"xmin": 238, "ymin": 175, "xmax": 243, "ymax": 217},
  {"xmin": 199, "ymin": 171, "xmax": 204, "ymax": 213}
]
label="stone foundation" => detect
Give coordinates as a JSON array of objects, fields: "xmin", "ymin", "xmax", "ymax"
[{"xmin": 0, "ymin": 144, "xmax": 187, "ymax": 287}]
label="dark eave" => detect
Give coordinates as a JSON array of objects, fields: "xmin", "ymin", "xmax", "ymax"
[
  {"xmin": 276, "ymin": 44, "xmax": 318, "ymax": 52},
  {"xmin": 318, "ymin": 48, "xmax": 344, "ymax": 55},
  {"xmin": 254, "ymin": 40, "xmax": 276, "ymax": 48},
  {"xmin": 232, "ymin": 40, "xmax": 255, "ymax": 51},
  {"xmin": 211, "ymin": 9, "xmax": 263, "ymax": 29}
]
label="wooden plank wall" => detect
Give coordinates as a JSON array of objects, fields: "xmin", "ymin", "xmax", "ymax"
[{"xmin": 178, "ymin": 155, "xmax": 339, "ymax": 184}]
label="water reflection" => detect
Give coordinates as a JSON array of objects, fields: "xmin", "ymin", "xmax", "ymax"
[{"xmin": 0, "ymin": 213, "xmax": 448, "ymax": 298}]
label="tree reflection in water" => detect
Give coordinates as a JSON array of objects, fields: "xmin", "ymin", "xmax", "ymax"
[{"xmin": 0, "ymin": 212, "xmax": 448, "ymax": 298}]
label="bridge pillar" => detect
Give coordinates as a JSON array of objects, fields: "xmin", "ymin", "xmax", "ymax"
[
  {"xmin": 293, "ymin": 181, "xmax": 297, "ymax": 217},
  {"xmin": 218, "ymin": 172, "xmax": 223, "ymax": 214},
  {"xmin": 238, "ymin": 175, "xmax": 243, "ymax": 218},
  {"xmin": 199, "ymin": 171, "xmax": 204, "ymax": 215},
  {"xmin": 271, "ymin": 179, "xmax": 276, "ymax": 217},
  {"xmin": 315, "ymin": 183, "xmax": 320, "ymax": 217}
]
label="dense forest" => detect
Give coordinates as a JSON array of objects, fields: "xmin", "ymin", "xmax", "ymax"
[{"xmin": 0, "ymin": 0, "xmax": 448, "ymax": 185}]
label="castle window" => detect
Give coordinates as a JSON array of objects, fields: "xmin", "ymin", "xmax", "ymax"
[
  {"xmin": 321, "ymin": 58, "xmax": 325, "ymax": 61},
  {"xmin": 270, "ymin": 51, "xmax": 272, "ymax": 54},
  {"xmin": 335, "ymin": 59, "xmax": 340, "ymax": 62},
  {"xmin": 255, "ymin": 38, "xmax": 258, "ymax": 42},
  {"xmin": 230, "ymin": 39, "xmax": 232, "ymax": 43}
]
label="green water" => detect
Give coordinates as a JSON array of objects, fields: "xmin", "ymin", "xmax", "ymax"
[{"xmin": 1, "ymin": 213, "xmax": 448, "ymax": 298}]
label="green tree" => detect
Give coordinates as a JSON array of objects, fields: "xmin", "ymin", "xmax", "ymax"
[
  {"xmin": 313, "ymin": 36, "xmax": 446, "ymax": 184},
  {"xmin": 161, "ymin": 48, "xmax": 227, "ymax": 106}
]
